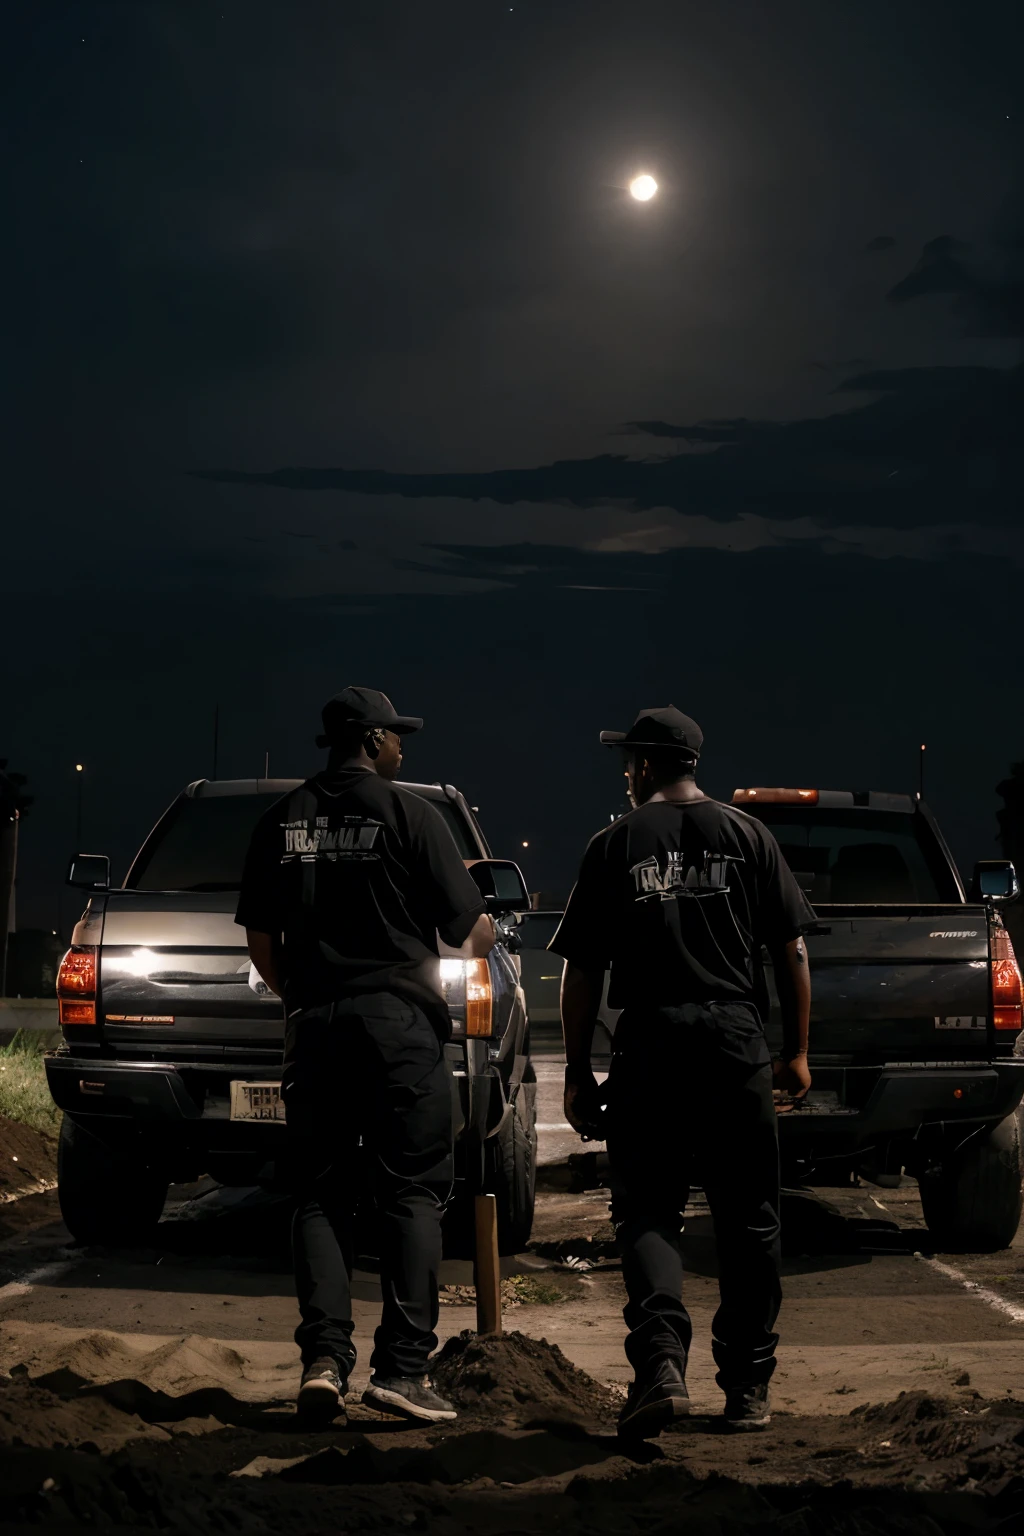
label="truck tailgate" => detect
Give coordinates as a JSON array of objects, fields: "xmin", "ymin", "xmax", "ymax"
[
  {"xmin": 766, "ymin": 907, "xmax": 992, "ymax": 1062},
  {"xmin": 95, "ymin": 892, "xmax": 284, "ymax": 1050}
]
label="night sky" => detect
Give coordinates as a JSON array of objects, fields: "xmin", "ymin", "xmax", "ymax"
[{"xmin": 5, "ymin": 1, "xmax": 1023, "ymax": 934}]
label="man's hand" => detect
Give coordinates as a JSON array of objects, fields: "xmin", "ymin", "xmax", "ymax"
[
  {"xmin": 245, "ymin": 930, "xmax": 284, "ymax": 1000},
  {"xmin": 564, "ymin": 1066, "xmax": 605, "ymax": 1138},
  {"xmin": 773, "ymin": 1053, "xmax": 812, "ymax": 1100}
]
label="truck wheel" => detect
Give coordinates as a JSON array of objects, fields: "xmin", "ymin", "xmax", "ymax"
[
  {"xmin": 57, "ymin": 1118, "xmax": 169, "ymax": 1245},
  {"xmin": 486, "ymin": 1072, "xmax": 538, "ymax": 1255},
  {"xmin": 919, "ymin": 1110, "xmax": 1024, "ymax": 1253}
]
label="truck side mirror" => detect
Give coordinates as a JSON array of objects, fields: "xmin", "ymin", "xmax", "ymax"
[
  {"xmin": 970, "ymin": 859, "xmax": 1019, "ymax": 904},
  {"xmin": 66, "ymin": 853, "xmax": 111, "ymax": 892},
  {"xmin": 467, "ymin": 858, "xmax": 531, "ymax": 914}
]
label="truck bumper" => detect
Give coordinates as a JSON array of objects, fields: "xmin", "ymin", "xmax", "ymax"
[
  {"xmin": 45, "ymin": 1054, "xmax": 217, "ymax": 1121},
  {"xmin": 44, "ymin": 1046, "xmax": 520, "ymax": 1143},
  {"xmin": 780, "ymin": 1061, "xmax": 1024, "ymax": 1151}
]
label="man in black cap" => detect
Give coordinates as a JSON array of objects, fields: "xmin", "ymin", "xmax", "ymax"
[
  {"xmin": 236, "ymin": 686, "xmax": 495, "ymax": 1425},
  {"xmin": 550, "ymin": 706, "xmax": 813, "ymax": 1437}
]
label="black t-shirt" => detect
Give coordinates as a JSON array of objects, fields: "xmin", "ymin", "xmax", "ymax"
[
  {"xmin": 235, "ymin": 769, "xmax": 486, "ymax": 1038},
  {"xmin": 550, "ymin": 797, "xmax": 815, "ymax": 1024}
]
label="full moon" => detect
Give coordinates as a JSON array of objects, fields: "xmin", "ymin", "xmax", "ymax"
[{"xmin": 629, "ymin": 174, "xmax": 658, "ymax": 201}]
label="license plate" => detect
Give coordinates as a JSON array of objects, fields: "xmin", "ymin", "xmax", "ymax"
[{"xmin": 229, "ymin": 1081, "xmax": 286, "ymax": 1123}]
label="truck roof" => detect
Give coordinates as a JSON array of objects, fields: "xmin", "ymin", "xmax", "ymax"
[
  {"xmin": 184, "ymin": 778, "xmax": 463, "ymax": 802},
  {"xmin": 732, "ymin": 788, "xmax": 918, "ymax": 812}
]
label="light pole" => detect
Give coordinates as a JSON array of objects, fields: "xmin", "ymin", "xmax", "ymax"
[{"xmin": 75, "ymin": 764, "xmax": 84, "ymax": 849}]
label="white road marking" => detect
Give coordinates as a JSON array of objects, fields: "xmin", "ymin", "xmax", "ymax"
[
  {"xmin": 538, "ymin": 1123, "xmax": 574, "ymax": 1132},
  {"xmin": 0, "ymin": 1257, "xmax": 79, "ymax": 1310},
  {"xmin": 871, "ymin": 1193, "xmax": 1024, "ymax": 1327},
  {"xmin": 922, "ymin": 1257, "xmax": 1024, "ymax": 1327}
]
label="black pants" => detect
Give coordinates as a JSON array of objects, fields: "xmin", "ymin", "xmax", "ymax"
[
  {"xmin": 606, "ymin": 1004, "xmax": 782, "ymax": 1391},
  {"xmin": 282, "ymin": 993, "xmax": 452, "ymax": 1380}
]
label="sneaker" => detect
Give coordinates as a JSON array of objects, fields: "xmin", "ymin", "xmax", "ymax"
[
  {"xmin": 362, "ymin": 1374, "xmax": 457, "ymax": 1423},
  {"xmin": 723, "ymin": 1381, "xmax": 771, "ymax": 1430},
  {"xmin": 617, "ymin": 1358, "xmax": 690, "ymax": 1440},
  {"xmin": 297, "ymin": 1357, "xmax": 346, "ymax": 1423}
]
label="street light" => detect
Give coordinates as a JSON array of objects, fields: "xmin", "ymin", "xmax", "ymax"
[{"xmin": 75, "ymin": 764, "xmax": 84, "ymax": 849}]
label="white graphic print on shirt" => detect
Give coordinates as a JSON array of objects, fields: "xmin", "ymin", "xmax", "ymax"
[
  {"xmin": 279, "ymin": 816, "xmax": 383, "ymax": 863},
  {"xmin": 630, "ymin": 849, "xmax": 742, "ymax": 902}
]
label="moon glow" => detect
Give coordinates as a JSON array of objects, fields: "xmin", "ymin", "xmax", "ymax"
[{"xmin": 629, "ymin": 174, "xmax": 658, "ymax": 201}]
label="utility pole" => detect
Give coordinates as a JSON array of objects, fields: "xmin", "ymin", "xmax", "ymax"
[
  {"xmin": 212, "ymin": 703, "xmax": 220, "ymax": 782},
  {"xmin": 0, "ymin": 810, "xmax": 17, "ymax": 999},
  {"xmin": 919, "ymin": 743, "xmax": 926, "ymax": 801},
  {"xmin": 0, "ymin": 762, "xmax": 31, "ymax": 1000},
  {"xmin": 75, "ymin": 763, "xmax": 85, "ymax": 848}
]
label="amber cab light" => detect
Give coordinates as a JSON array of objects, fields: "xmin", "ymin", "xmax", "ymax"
[
  {"xmin": 732, "ymin": 788, "xmax": 819, "ymax": 806},
  {"xmin": 465, "ymin": 958, "xmax": 493, "ymax": 1037},
  {"xmin": 57, "ymin": 947, "xmax": 98, "ymax": 1026},
  {"xmin": 991, "ymin": 924, "xmax": 1022, "ymax": 1031}
]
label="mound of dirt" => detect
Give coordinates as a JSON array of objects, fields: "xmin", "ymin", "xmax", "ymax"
[
  {"xmin": 0, "ymin": 1373, "xmax": 170, "ymax": 1453},
  {"xmin": 4, "ymin": 1430, "xmax": 1024, "ymax": 1535},
  {"xmin": 0, "ymin": 1113, "xmax": 57, "ymax": 1200},
  {"xmin": 431, "ymin": 1329, "xmax": 618, "ymax": 1425},
  {"xmin": 280, "ymin": 1425, "xmax": 616, "ymax": 1487},
  {"xmin": 859, "ymin": 1390, "xmax": 1024, "ymax": 1465},
  {"xmin": 11, "ymin": 1328, "xmax": 292, "ymax": 1401}
]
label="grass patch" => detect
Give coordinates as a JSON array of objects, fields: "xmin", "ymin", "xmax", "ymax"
[
  {"xmin": 503, "ymin": 1274, "xmax": 570, "ymax": 1306},
  {"xmin": 0, "ymin": 1031, "xmax": 61, "ymax": 1137}
]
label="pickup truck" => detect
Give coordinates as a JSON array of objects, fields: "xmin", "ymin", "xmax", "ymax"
[
  {"xmin": 733, "ymin": 787, "xmax": 1024, "ymax": 1251},
  {"xmin": 46, "ymin": 777, "xmax": 536, "ymax": 1255}
]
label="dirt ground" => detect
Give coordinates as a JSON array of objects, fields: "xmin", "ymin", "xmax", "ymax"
[
  {"xmin": 3, "ymin": 1161, "xmax": 1024, "ymax": 1533},
  {"xmin": 2, "ymin": 1330, "xmax": 1024, "ymax": 1533},
  {"xmin": 4, "ymin": 1056, "xmax": 1024, "ymax": 1534},
  {"xmin": 0, "ymin": 1114, "xmax": 57, "ymax": 1206}
]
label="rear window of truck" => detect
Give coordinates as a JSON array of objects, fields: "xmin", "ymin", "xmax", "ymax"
[
  {"xmin": 745, "ymin": 808, "xmax": 960, "ymax": 904},
  {"xmin": 126, "ymin": 790, "xmax": 477, "ymax": 891}
]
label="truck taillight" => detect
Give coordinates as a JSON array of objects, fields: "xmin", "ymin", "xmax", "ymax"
[
  {"xmin": 465, "ymin": 958, "xmax": 493, "ymax": 1037},
  {"xmin": 990, "ymin": 924, "xmax": 1022, "ymax": 1031},
  {"xmin": 57, "ymin": 947, "xmax": 98, "ymax": 1026}
]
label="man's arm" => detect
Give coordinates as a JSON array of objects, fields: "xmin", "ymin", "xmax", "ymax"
[
  {"xmin": 769, "ymin": 934, "xmax": 811, "ymax": 1097},
  {"xmin": 245, "ymin": 929, "xmax": 285, "ymax": 1000},
  {"xmin": 560, "ymin": 961, "xmax": 606, "ymax": 1133}
]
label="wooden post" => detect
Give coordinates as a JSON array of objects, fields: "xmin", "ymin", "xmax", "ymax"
[{"xmin": 474, "ymin": 1194, "xmax": 502, "ymax": 1336}]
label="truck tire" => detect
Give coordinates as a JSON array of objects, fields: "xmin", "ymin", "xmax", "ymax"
[
  {"xmin": 57, "ymin": 1117, "xmax": 169, "ymax": 1246},
  {"xmin": 486, "ymin": 1072, "xmax": 538, "ymax": 1256},
  {"xmin": 919, "ymin": 1110, "xmax": 1024, "ymax": 1253}
]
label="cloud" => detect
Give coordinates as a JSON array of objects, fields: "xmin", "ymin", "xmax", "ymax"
[
  {"xmin": 197, "ymin": 358, "xmax": 1022, "ymax": 532},
  {"xmin": 381, "ymin": 508, "xmax": 1024, "ymax": 600},
  {"xmin": 621, "ymin": 418, "xmax": 775, "ymax": 444},
  {"xmin": 887, "ymin": 235, "xmax": 1024, "ymax": 338}
]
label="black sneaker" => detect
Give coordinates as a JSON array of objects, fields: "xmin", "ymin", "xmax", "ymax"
[
  {"xmin": 617, "ymin": 1358, "xmax": 690, "ymax": 1440},
  {"xmin": 297, "ymin": 1357, "xmax": 346, "ymax": 1423},
  {"xmin": 362, "ymin": 1374, "xmax": 457, "ymax": 1423},
  {"xmin": 723, "ymin": 1382, "xmax": 771, "ymax": 1430}
]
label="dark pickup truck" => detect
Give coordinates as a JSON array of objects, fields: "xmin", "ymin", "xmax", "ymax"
[
  {"xmin": 732, "ymin": 787, "xmax": 1024, "ymax": 1250},
  {"xmin": 46, "ymin": 778, "xmax": 537, "ymax": 1255}
]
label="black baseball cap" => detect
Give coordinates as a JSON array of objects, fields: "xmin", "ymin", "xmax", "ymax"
[
  {"xmin": 600, "ymin": 706, "xmax": 703, "ymax": 758},
  {"xmin": 316, "ymin": 686, "xmax": 424, "ymax": 748}
]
